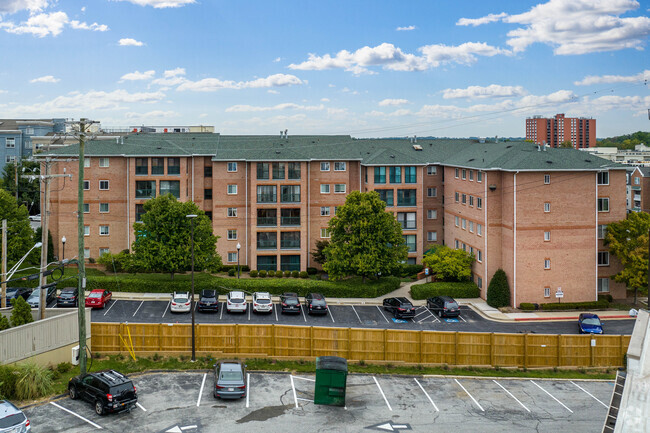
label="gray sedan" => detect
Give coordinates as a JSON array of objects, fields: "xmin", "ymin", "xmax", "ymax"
[{"xmin": 213, "ymin": 361, "xmax": 246, "ymax": 399}]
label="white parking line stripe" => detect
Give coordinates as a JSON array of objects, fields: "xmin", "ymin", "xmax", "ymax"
[
  {"xmin": 293, "ymin": 376, "xmax": 316, "ymax": 382},
  {"xmin": 219, "ymin": 302, "xmax": 223, "ymax": 320},
  {"xmin": 296, "ymin": 397, "xmax": 313, "ymax": 402},
  {"xmin": 132, "ymin": 301, "xmax": 144, "ymax": 317},
  {"xmin": 373, "ymin": 376, "xmax": 392, "ymax": 411},
  {"xmin": 459, "ymin": 315, "xmax": 467, "ymax": 322},
  {"xmin": 328, "ymin": 307, "xmax": 335, "ymax": 323},
  {"xmin": 290, "ymin": 375, "xmax": 299, "ymax": 408},
  {"xmin": 301, "ymin": 305, "xmax": 307, "ymax": 322},
  {"xmin": 351, "ymin": 305, "xmax": 362, "ymax": 323},
  {"xmin": 376, "ymin": 306, "xmax": 390, "ymax": 323},
  {"xmin": 248, "ymin": 304, "xmax": 251, "ymax": 321},
  {"xmin": 414, "ymin": 378, "xmax": 439, "ymax": 411},
  {"xmin": 530, "ymin": 380, "xmax": 573, "ymax": 413},
  {"xmin": 571, "ymin": 381, "xmax": 608, "ymax": 408},
  {"xmin": 455, "ymin": 379, "xmax": 484, "ymax": 412},
  {"xmin": 274, "ymin": 304, "xmax": 278, "ymax": 322},
  {"xmin": 246, "ymin": 373, "xmax": 250, "ymax": 408},
  {"xmin": 417, "ymin": 310, "xmax": 435, "ymax": 323},
  {"xmin": 180, "ymin": 426, "xmax": 198, "ymax": 431},
  {"xmin": 50, "ymin": 402, "xmax": 103, "ymax": 429},
  {"xmin": 103, "ymin": 299, "xmax": 118, "ymax": 316},
  {"xmin": 136, "ymin": 402, "xmax": 147, "ymax": 412},
  {"xmin": 197, "ymin": 373, "xmax": 207, "ymax": 407},
  {"xmin": 162, "ymin": 301, "xmax": 170, "ymax": 318},
  {"xmin": 493, "ymin": 380, "xmax": 530, "ymax": 412}
]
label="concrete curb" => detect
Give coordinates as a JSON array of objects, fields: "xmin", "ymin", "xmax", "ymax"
[{"xmin": 514, "ymin": 315, "xmax": 636, "ymax": 322}]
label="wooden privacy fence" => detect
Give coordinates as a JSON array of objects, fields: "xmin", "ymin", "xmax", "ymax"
[{"xmin": 91, "ymin": 323, "xmax": 630, "ymax": 368}]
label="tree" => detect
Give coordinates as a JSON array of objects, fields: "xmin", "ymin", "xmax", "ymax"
[
  {"xmin": 0, "ymin": 188, "xmax": 35, "ymax": 265},
  {"xmin": 605, "ymin": 212, "xmax": 650, "ymax": 304},
  {"xmin": 422, "ymin": 245, "xmax": 474, "ymax": 282},
  {"xmin": 33, "ymin": 227, "xmax": 55, "ymax": 264},
  {"xmin": 487, "ymin": 269, "xmax": 510, "ymax": 308},
  {"xmin": 131, "ymin": 194, "xmax": 221, "ymax": 279},
  {"xmin": 2, "ymin": 160, "xmax": 41, "ymax": 215},
  {"xmin": 10, "ymin": 297, "xmax": 34, "ymax": 327},
  {"xmin": 0, "ymin": 315, "xmax": 9, "ymax": 331},
  {"xmin": 323, "ymin": 191, "xmax": 408, "ymax": 282},
  {"xmin": 559, "ymin": 140, "xmax": 573, "ymax": 148},
  {"xmin": 311, "ymin": 240, "xmax": 329, "ymax": 265}
]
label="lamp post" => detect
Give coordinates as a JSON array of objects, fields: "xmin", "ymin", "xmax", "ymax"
[
  {"xmin": 236, "ymin": 242, "xmax": 241, "ymax": 279},
  {"xmin": 61, "ymin": 236, "xmax": 66, "ymax": 264},
  {"xmin": 186, "ymin": 214, "xmax": 197, "ymax": 362}
]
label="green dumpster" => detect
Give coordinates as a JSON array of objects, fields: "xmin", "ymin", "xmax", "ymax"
[{"xmin": 314, "ymin": 356, "xmax": 347, "ymax": 406}]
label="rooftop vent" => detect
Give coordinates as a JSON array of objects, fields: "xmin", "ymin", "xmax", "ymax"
[
  {"xmin": 413, "ymin": 144, "xmax": 423, "ymax": 151},
  {"xmin": 275, "ymin": 150, "xmax": 281, "ymax": 154},
  {"xmin": 584, "ymin": 159, "xmax": 592, "ymax": 163},
  {"xmin": 468, "ymin": 158, "xmax": 475, "ymax": 162},
  {"xmin": 506, "ymin": 145, "xmax": 512, "ymax": 149},
  {"xmin": 546, "ymin": 160, "xmax": 553, "ymax": 164},
  {"xmin": 390, "ymin": 155, "xmax": 395, "ymax": 158}
]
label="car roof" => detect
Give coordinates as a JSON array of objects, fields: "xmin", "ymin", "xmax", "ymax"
[
  {"xmin": 580, "ymin": 313, "xmax": 600, "ymax": 319},
  {"xmin": 437, "ymin": 296, "xmax": 456, "ymax": 302},
  {"xmin": 308, "ymin": 293, "xmax": 324, "ymax": 299},
  {"xmin": 201, "ymin": 289, "xmax": 217, "ymax": 296},
  {"xmin": 282, "ymin": 292, "xmax": 298, "ymax": 297},
  {"xmin": 395, "ymin": 297, "xmax": 411, "ymax": 303},
  {"xmin": 219, "ymin": 361, "xmax": 243, "ymax": 370},
  {"xmin": 91, "ymin": 370, "xmax": 132, "ymax": 385},
  {"xmin": 61, "ymin": 287, "xmax": 76, "ymax": 293},
  {"xmin": 0, "ymin": 400, "xmax": 21, "ymax": 415}
]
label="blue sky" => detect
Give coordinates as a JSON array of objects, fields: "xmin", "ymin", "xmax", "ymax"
[{"xmin": 0, "ymin": 0, "xmax": 649, "ymax": 138}]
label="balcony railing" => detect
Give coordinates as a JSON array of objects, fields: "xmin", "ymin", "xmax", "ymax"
[
  {"xmin": 399, "ymin": 222, "xmax": 417, "ymax": 230},
  {"xmin": 257, "ymin": 240, "xmax": 277, "ymax": 250},
  {"xmin": 257, "ymin": 194, "xmax": 277, "ymax": 203},
  {"xmin": 281, "ymin": 217, "xmax": 300, "ymax": 226},
  {"xmin": 257, "ymin": 217, "xmax": 277, "ymax": 226},
  {"xmin": 135, "ymin": 166, "xmax": 148, "ymax": 175},
  {"xmin": 280, "ymin": 193, "xmax": 301, "ymax": 203},
  {"xmin": 281, "ymin": 240, "xmax": 301, "ymax": 249},
  {"xmin": 135, "ymin": 188, "xmax": 155, "ymax": 199},
  {"xmin": 151, "ymin": 166, "xmax": 164, "ymax": 175}
]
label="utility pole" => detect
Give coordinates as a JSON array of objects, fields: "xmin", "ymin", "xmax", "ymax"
[
  {"xmin": 38, "ymin": 159, "xmax": 51, "ymax": 320},
  {"xmin": 1, "ymin": 219, "xmax": 6, "ymax": 309}
]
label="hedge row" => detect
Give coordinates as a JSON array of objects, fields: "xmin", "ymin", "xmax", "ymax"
[
  {"xmin": 410, "ymin": 281, "xmax": 480, "ymax": 300},
  {"xmin": 540, "ymin": 300, "xmax": 610, "ymax": 311}
]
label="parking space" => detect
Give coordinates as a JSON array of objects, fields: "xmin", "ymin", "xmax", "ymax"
[{"xmin": 23, "ymin": 372, "xmax": 614, "ymax": 433}]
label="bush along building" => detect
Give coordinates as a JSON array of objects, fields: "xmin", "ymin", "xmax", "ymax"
[{"xmin": 40, "ymin": 133, "xmax": 627, "ymax": 306}]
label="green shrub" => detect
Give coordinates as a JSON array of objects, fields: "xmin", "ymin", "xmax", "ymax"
[
  {"xmin": 487, "ymin": 269, "xmax": 510, "ymax": 308},
  {"xmin": 14, "ymin": 363, "xmax": 54, "ymax": 400},
  {"xmin": 0, "ymin": 315, "xmax": 9, "ymax": 331},
  {"xmin": 258, "ymin": 270, "xmax": 267, "ymax": 278},
  {"xmin": 228, "ymin": 268, "xmax": 236, "ymax": 277},
  {"xmin": 268, "ymin": 270, "xmax": 275, "ymax": 277},
  {"xmin": 410, "ymin": 281, "xmax": 479, "ymax": 299},
  {"xmin": 306, "ymin": 267, "xmax": 318, "ymax": 275},
  {"xmin": 392, "ymin": 264, "xmax": 424, "ymax": 277},
  {"xmin": 598, "ymin": 294, "xmax": 613, "ymax": 303},
  {"xmin": 220, "ymin": 265, "xmax": 250, "ymax": 272},
  {"xmin": 519, "ymin": 303, "xmax": 536, "ymax": 311},
  {"xmin": 56, "ymin": 362, "xmax": 73, "ymax": 374},
  {"xmin": 10, "ymin": 297, "xmax": 34, "ymax": 327},
  {"xmin": 540, "ymin": 300, "xmax": 610, "ymax": 311},
  {"xmin": 249, "ymin": 270, "xmax": 258, "ymax": 278},
  {"xmin": 299, "ymin": 271, "xmax": 309, "ymax": 279},
  {"xmin": 276, "ymin": 272, "xmax": 283, "ymax": 279},
  {"xmin": 0, "ymin": 365, "xmax": 18, "ymax": 399},
  {"xmin": 284, "ymin": 271, "xmax": 291, "ymax": 277},
  {"xmin": 88, "ymin": 257, "xmax": 96, "ymax": 264},
  {"xmin": 291, "ymin": 270, "xmax": 299, "ymax": 278}
]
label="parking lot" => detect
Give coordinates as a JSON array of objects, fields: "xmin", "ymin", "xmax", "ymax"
[
  {"xmin": 90, "ymin": 299, "xmax": 636, "ymax": 334},
  {"xmin": 24, "ymin": 371, "xmax": 613, "ymax": 432}
]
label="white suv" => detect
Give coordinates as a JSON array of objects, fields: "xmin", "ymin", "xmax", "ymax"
[
  {"xmin": 252, "ymin": 292, "xmax": 273, "ymax": 313},
  {"xmin": 170, "ymin": 291, "xmax": 191, "ymax": 313},
  {"xmin": 226, "ymin": 291, "xmax": 247, "ymax": 313}
]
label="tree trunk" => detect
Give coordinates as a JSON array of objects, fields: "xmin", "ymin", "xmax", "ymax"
[{"xmin": 170, "ymin": 271, "xmax": 174, "ymax": 281}]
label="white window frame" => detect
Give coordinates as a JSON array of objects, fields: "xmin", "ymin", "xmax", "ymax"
[
  {"xmin": 99, "ymin": 225, "xmax": 110, "ymax": 236},
  {"xmin": 455, "ymin": 168, "xmax": 459, "ymax": 178},
  {"xmin": 427, "ymin": 187, "xmax": 437, "ymax": 198},
  {"xmin": 227, "ymin": 208, "xmax": 237, "ymax": 217},
  {"xmin": 320, "ymin": 207, "xmax": 330, "ymax": 216},
  {"xmin": 334, "ymin": 162, "xmax": 346, "ymax": 171},
  {"xmin": 454, "ymin": 239, "xmax": 459, "ymax": 249},
  {"xmin": 477, "ymin": 224, "xmax": 482, "ymax": 236},
  {"xmin": 477, "ymin": 197, "xmax": 482, "ymax": 209},
  {"xmin": 477, "ymin": 250, "xmax": 482, "ymax": 263},
  {"xmin": 5, "ymin": 138, "xmax": 15, "ymax": 148},
  {"xmin": 99, "ymin": 203, "xmax": 109, "ymax": 213},
  {"xmin": 320, "ymin": 162, "xmax": 330, "ymax": 171},
  {"xmin": 469, "ymin": 170, "xmax": 474, "ymax": 181},
  {"xmin": 598, "ymin": 278, "xmax": 610, "ymax": 293},
  {"xmin": 320, "ymin": 228, "xmax": 331, "ymax": 238},
  {"xmin": 455, "ymin": 216, "xmax": 459, "ymax": 227},
  {"xmin": 598, "ymin": 224, "xmax": 607, "ymax": 239},
  {"xmin": 84, "ymin": 248, "xmax": 90, "ymax": 259},
  {"xmin": 544, "ymin": 231, "xmax": 551, "ymax": 241},
  {"xmin": 83, "ymin": 180, "xmax": 90, "ymax": 190},
  {"xmin": 469, "ymin": 196, "xmax": 474, "ymax": 207},
  {"xmin": 99, "ymin": 180, "xmax": 109, "ymax": 190},
  {"xmin": 461, "ymin": 218, "xmax": 466, "ymax": 230},
  {"xmin": 427, "ymin": 166, "xmax": 437, "ymax": 175},
  {"xmin": 5, "ymin": 155, "xmax": 16, "ymax": 163},
  {"xmin": 84, "ymin": 225, "xmax": 90, "ymax": 236},
  {"xmin": 227, "ymin": 162, "xmax": 238, "ymax": 172},
  {"xmin": 469, "ymin": 221, "xmax": 474, "ymax": 233},
  {"xmin": 321, "ymin": 184, "xmax": 330, "ymax": 194},
  {"xmin": 99, "ymin": 248, "xmax": 110, "ymax": 257},
  {"xmin": 544, "ymin": 202, "xmax": 551, "ymax": 213},
  {"xmin": 462, "ymin": 169, "xmax": 467, "ymax": 180},
  {"xmin": 227, "ymin": 184, "xmax": 237, "ymax": 195},
  {"xmin": 455, "ymin": 192, "xmax": 459, "ymax": 202},
  {"xmin": 99, "ymin": 158, "xmax": 109, "ymax": 168},
  {"xmin": 427, "ymin": 231, "xmax": 437, "ymax": 242},
  {"xmin": 544, "ymin": 259, "xmax": 551, "ymax": 269},
  {"xmin": 597, "ymin": 172, "xmax": 609, "ymax": 186},
  {"xmin": 227, "ymin": 252, "xmax": 237, "ymax": 263},
  {"xmin": 427, "ymin": 209, "xmax": 437, "ymax": 219},
  {"xmin": 635, "ymin": 177, "xmax": 640, "ymax": 185},
  {"xmin": 227, "ymin": 229, "xmax": 238, "ymax": 240},
  {"xmin": 84, "ymin": 158, "xmax": 90, "ymax": 168},
  {"xmin": 334, "ymin": 184, "xmax": 346, "ymax": 193},
  {"xmin": 598, "ymin": 251, "xmax": 609, "ymax": 266},
  {"xmin": 598, "ymin": 198, "xmax": 609, "ymax": 212},
  {"xmin": 544, "ymin": 287, "xmax": 551, "ymax": 297},
  {"xmin": 544, "ymin": 174, "xmax": 550, "ymax": 185},
  {"xmin": 83, "ymin": 203, "xmax": 90, "ymax": 213},
  {"xmin": 477, "ymin": 171, "xmax": 482, "ymax": 182}
]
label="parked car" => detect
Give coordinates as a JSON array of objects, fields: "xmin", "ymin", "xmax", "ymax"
[
  {"xmin": 5, "ymin": 287, "xmax": 33, "ymax": 306},
  {"xmin": 252, "ymin": 292, "xmax": 273, "ymax": 313},
  {"xmin": 85, "ymin": 289, "xmax": 112, "ymax": 309},
  {"xmin": 383, "ymin": 297, "xmax": 416, "ymax": 319},
  {"xmin": 426, "ymin": 296, "xmax": 460, "ymax": 318},
  {"xmin": 280, "ymin": 292, "xmax": 301, "ymax": 314},
  {"xmin": 305, "ymin": 293, "xmax": 328, "ymax": 315},
  {"xmin": 0, "ymin": 399, "xmax": 31, "ymax": 431},
  {"xmin": 197, "ymin": 289, "xmax": 219, "ymax": 313},
  {"xmin": 213, "ymin": 361, "xmax": 246, "ymax": 399},
  {"xmin": 28, "ymin": 214, "xmax": 41, "ymax": 222},
  {"xmin": 56, "ymin": 287, "xmax": 78, "ymax": 308},
  {"xmin": 226, "ymin": 291, "xmax": 247, "ymax": 313},
  {"xmin": 68, "ymin": 370, "xmax": 137, "ymax": 415},
  {"xmin": 578, "ymin": 313, "xmax": 604, "ymax": 334},
  {"xmin": 26, "ymin": 285, "xmax": 57, "ymax": 309},
  {"xmin": 170, "ymin": 292, "xmax": 191, "ymax": 313}
]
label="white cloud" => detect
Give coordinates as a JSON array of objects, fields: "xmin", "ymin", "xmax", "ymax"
[
  {"xmin": 69, "ymin": 20, "xmax": 109, "ymax": 31},
  {"xmin": 118, "ymin": 38, "xmax": 144, "ymax": 46},
  {"xmin": 30, "ymin": 75, "xmax": 59, "ymax": 83},
  {"xmin": 225, "ymin": 103, "xmax": 325, "ymax": 113},
  {"xmin": 396, "ymin": 25, "xmax": 416, "ymax": 31},
  {"xmin": 574, "ymin": 69, "xmax": 650, "ymax": 85},
  {"xmin": 120, "ymin": 70, "xmax": 156, "ymax": 81},
  {"xmin": 199, "ymin": 113, "xmax": 208, "ymax": 118},
  {"xmin": 163, "ymin": 67, "xmax": 185, "ymax": 77},
  {"xmin": 124, "ymin": 110, "xmax": 179, "ymax": 119},
  {"xmin": 442, "ymin": 84, "xmax": 527, "ymax": 99},
  {"xmin": 367, "ymin": 109, "xmax": 413, "ymax": 117},
  {"xmin": 419, "ymin": 42, "xmax": 510, "ymax": 67},
  {"xmin": 113, "ymin": 0, "xmax": 196, "ymax": 8},
  {"xmin": 0, "ymin": 0, "xmax": 49, "ymax": 14},
  {"xmin": 379, "ymin": 98, "xmax": 409, "ymax": 106},
  {"xmin": 273, "ymin": 57, "xmax": 281, "ymax": 62},
  {"xmin": 151, "ymin": 68, "xmax": 187, "ymax": 87},
  {"xmin": 177, "ymin": 73, "xmax": 304, "ymax": 92},
  {"xmin": 320, "ymin": 98, "xmax": 330, "ymax": 102},
  {"xmin": 456, "ymin": 13, "xmax": 507, "ymax": 27},
  {"xmin": 81, "ymin": 6, "xmax": 86, "ymax": 12},
  {"xmin": 267, "ymin": 89, "xmax": 279, "ymax": 94},
  {"xmin": 0, "ymin": 11, "xmax": 68, "ymax": 37}
]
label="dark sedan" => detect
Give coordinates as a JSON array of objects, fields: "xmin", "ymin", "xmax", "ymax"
[
  {"xmin": 305, "ymin": 293, "xmax": 328, "ymax": 315},
  {"xmin": 57, "ymin": 287, "xmax": 78, "ymax": 307},
  {"xmin": 427, "ymin": 296, "xmax": 460, "ymax": 318},
  {"xmin": 27, "ymin": 285, "xmax": 58, "ymax": 309},
  {"xmin": 5, "ymin": 287, "xmax": 33, "ymax": 306},
  {"xmin": 213, "ymin": 361, "xmax": 246, "ymax": 399},
  {"xmin": 383, "ymin": 297, "xmax": 416, "ymax": 319},
  {"xmin": 198, "ymin": 289, "xmax": 219, "ymax": 313},
  {"xmin": 280, "ymin": 292, "xmax": 301, "ymax": 314}
]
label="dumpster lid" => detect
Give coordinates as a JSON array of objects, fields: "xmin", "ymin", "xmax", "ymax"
[{"xmin": 316, "ymin": 356, "xmax": 347, "ymax": 371}]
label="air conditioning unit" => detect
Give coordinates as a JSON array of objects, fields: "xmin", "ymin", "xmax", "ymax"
[{"xmin": 71, "ymin": 345, "xmax": 80, "ymax": 365}]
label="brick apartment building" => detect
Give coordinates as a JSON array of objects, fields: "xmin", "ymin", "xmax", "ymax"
[
  {"xmin": 630, "ymin": 167, "xmax": 650, "ymax": 212},
  {"xmin": 41, "ymin": 134, "xmax": 626, "ymax": 306},
  {"xmin": 526, "ymin": 114, "xmax": 596, "ymax": 149}
]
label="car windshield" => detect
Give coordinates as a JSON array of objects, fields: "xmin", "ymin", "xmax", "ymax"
[
  {"xmin": 582, "ymin": 318, "xmax": 601, "ymax": 326},
  {"xmin": 202, "ymin": 296, "xmax": 216, "ymax": 301},
  {"xmin": 110, "ymin": 383, "xmax": 134, "ymax": 396},
  {"xmin": 400, "ymin": 303, "xmax": 413, "ymax": 308},
  {"xmin": 256, "ymin": 298, "xmax": 271, "ymax": 304},
  {"xmin": 27, "ymin": 290, "xmax": 40, "ymax": 299},
  {"xmin": 88, "ymin": 292, "xmax": 102, "ymax": 298},
  {"xmin": 173, "ymin": 296, "xmax": 188, "ymax": 303},
  {"xmin": 0, "ymin": 412, "xmax": 26, "ymax": 428},
  {"xmin": 230, "ymin": 298, "xmax": 244, "ymax": 303},
  {"xmin": 445, "ymin": 302, "xmax": 459, "ymax": 309},
  {"xmin": 311, "ymin": 299, "xmax": 326, "ymax": 306},
  {"xmin": 61, "ymin": 291, "xmax": 75, "ymax": 298},
  {"xmin": 284, "ymin": 297, "xmax": 298, "ymax": 305},
  {"xmin": 220, "ymin": 370, "xmax": 243, "ymax": 381}
]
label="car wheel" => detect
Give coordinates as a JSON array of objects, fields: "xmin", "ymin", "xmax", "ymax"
[
  {"xmin": 69, "ymin": 386, "xmax": 78, "ymax": 400},
  {"xmin": 95, "ymin": 400, "xmax": 105, "ymax": 416}
]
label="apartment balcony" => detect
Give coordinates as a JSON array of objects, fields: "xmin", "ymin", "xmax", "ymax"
[
  {"xmin": 257, "ymin": 217, "xmax": 277, "ymax": 227},
  {"xmin": 280, "ymin": 240, "xmax": 301, "ymax": 249},
  {"xmin": 280, "ymin": 216, "xmax": 300, "ymax": 226},
  {"xmin": 256, "ymin": 240, "xmax": 277, "ymax": 250},
  {"xmin": 631, "ymin": 186, "xmax": 641, "ymax": 191}
]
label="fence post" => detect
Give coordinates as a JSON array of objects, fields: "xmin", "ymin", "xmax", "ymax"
[
  {"xmin": 523, "ymin": 333, "xmax": 528, "ymax": 369},
  {"xmin": 195, "ymin": 324, "xmax": 200, "ymax": 354},
  {"xmin": 271, "ymin": 324, "xmax": 276, "ymax": 357},
  {"xmin": 557, "ymin": 334, "xmax": 561, "ymax": 367},
  {"xmin": 235, "ymin": 324, "xmax": 239, "ymax": 355},
  {"xmin": 310, "ymin": 326, "xmax": 314, "ymax": 358},
  {"xmin": 348, "ymin": 328, "xmax": 352, "ymax": 361},
  {"xmin": 119, "ymin": 323, "xmax": 125, "ymax": 353},
  {"xmin": 158, "ymin": 324, "xmax": 163, "ymax": 352},
  {"xmin": 383, "ymin": 329, "xmax": 388, "ymax": 362},
  {"xmin": 418, "ymin": 331, "xmax": 422, "ymax": 364},
  {"xmin": 490, "ymin": 333, "xmax": 495, "ymax": 367},
  {"xmin": 454, "ymin": 332, "xmax": 458, "ymax": 366},
  {"xmin": 590, "ymin": 336, "xmax": 595, "ymax": 367},
  {"xmin": 620, "ymin": 335, "xmax": 625, "ymax": 367}
]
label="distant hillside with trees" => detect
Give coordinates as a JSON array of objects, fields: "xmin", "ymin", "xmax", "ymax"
[{"xmin": 597, "ymin": 131, "xmax": 650, "ymax": 150}]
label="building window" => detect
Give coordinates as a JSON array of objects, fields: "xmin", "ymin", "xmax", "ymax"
[
  {"xmin": 454, "ymin": 239, "xmax": 459, "ymax": 249},
  {"xmin": 544, "ymin": 174, "xmax": 550, "ymax": 184},
  {"xmin": 469, "ymin": 221, "xmax": 474, "ymax": 233},
  {"xmin": 257, "ymin": 209, "xmax": 277, "ymax": 226},
  {"xmin": 427, "ymin": 187, "xmax": 437, "ymax": 198},
  {"xmin": 227, "ymin": 162, "xmax": 237, "ymax": 172},
  {"xmin": 288, "ymin": 162, "xmax": 301, "ymax": 180},
  {"xmin": 84, "ymin": 226, "xmax": 90, "ymax": 236},
  {"xmin": 389, "ymin": 166, "xmax": 401, "ymax": 184},
  {"xmin": 167, "ymin": 158, "xmax": 180, "ymax": 175},
  {"xmin": 427, "ymin": 209, "xmax": 437, "ymax": 219},
  {"xmin": 462, "ymin": 169, "xmax": 467, "ymax": 180},
  {"xmin": 403, "ymin": 235, "xmax": 416, "ymax": 252},
  {"xmin": 281, "ymin": 185, "xmax": 301, "ymax": 203},
  {"xmin": 84, "ymin": 158, "xmax": 90, "ymax": 168},
  {"xmin": 84, "ymin": 248, "xmax": 90, "ymax": 259},
  {"xmin": 320, "ymin": 162, "xmax": 330, "ymax": 171},
  {"xmin": 334, "ymin": 162, "xmax": 346, "ymax": 171},
  {"xmin": 469, "ymin": 170, "xmax": 474, "ymax": 181},
  {"xmin": 477, "ymin": 197, "xmax": 482, "ymax": 209},
  {"xmin": 281, "ymin": 255, "xmax": 301, "ymax": 271},
  {"xmin": 5, "ymin": 138, "xmax": 15, "ymax": 148},
  {"xmin": 544, "ymin": 231, "xmax": 551, "ymax": 241},
  {"xmin": 280, "ymin": 232, "xmax": 301, "ymax": 249},
  {"xmin": 455, "ymin": 192, "xmax": 459, "ymax": 202},
  {"xmin": 152, "ymin": 158, "xmax": 164, "ymax": 175},
  {"xmin": 427, "ymin": 166, "xmax": 437, "ymax": 175},
  {"xmin": 404, "ymin": 166, "xmax": 416, "ymax": 183},
  {"xmin": 544, "ymin": 202, "xmax": 551, "ymax": 213},
  {"xmin": 135, "ymin": 180, "xmax": 155, "ymax": 199},
  {"xmin": 160, "ymin": 180, "xmax": 180, "ymax": 198},
  {"xmin": 397, "ymin": 212, "xmax": 416, "ymax": 230},
  {"xmin": 597, "ymin": 172, "xmax": 609, "ymax": 185},
  {"xmin": 320, "ymin": 228, "xmax": 331, "ymax": 238},
  {"xmin": 477, "ymin": 224, "xmax": 482, "ymax": 236},
  {"xmin": 227, "ymin": 252, "xmax": 237, "ymax": 263},
  {"xmin": 83, "ymin": 180, "xmax": 90, "ymax": 190},
  {"xmin": 227, "ymin": 184, "xmax": 238, "ymax": 195},
  {"xmin": 598, "ymin": 198, "xmax": 609, "ymax": 212},
  {"xmin": 281, "ymin": 208, "xmax": 300, "ymax": 226},
  {"xmin": 455, "ymin": 168, "xmax": 459, "ymax": 178},
  {"xmin": 99, "ymin": 180, "xmax": 109, "ymax": 190},
  {"xmin": 598, "ymin": 251, "xmax": 609, "ymax": 266},
  {"xmin": 455, "ymin": 216, "xmax": 459, "ymax": 226},
  {"xmin": 477, "ymin": 171, "xmax": 482, "ymax": 182},
  {"xmin": 99, "ymin": 203, "xmax": 109, "ymax": 213},
  {"xmin": 334, "ymin": 184, "xmax": 346, "ymax": 193},
  {"xmin": 427, "ymin": 231, "xmax": 437, "ymax": 242},
  {"xmin": 202, "ymin": 188, "xmax": 212, "ymax": 200},
  {"xmin": 227, "ymin": 229, "xmax": 237, "ymax": 240},
  {"xmin": 374, "ymin": 167, "xmax": 386, "ymax": 184},
  {"xmin": 321, "ymin": 184, "xmax": 330, "ymax": 194},
  {"xmin": 321, "ymin": 207, "xmax": 330, "ymax": 216},
  {"xmin": 462, "ymin": 218, "xmax": 466, "ymax": 230},
  {"xmin": 99, "ymin": 158, "xmax": 109, "ymax": 168},
  {"xmin": 469, "ymin": 196, "xmax": 474, "ymax": 206},
  {"xmin": 397, "ymin": 189, "xmax": 416, "ymax": 206},
  {"xmin": 256, "ymin": 185, "xmax": 277, "ymax": 203},
  {"xmin": 135, "ymin": 204, "xmax": 145, "ymax": 222},
  {"xmin": 462, "ymin": 243, "xmax": 466, "ymax": 252},
  {"xmin": 477, "ymin": 250, "xmax": 482, "ymax": 262},
  {"xmin": 477, "ymin": 277, "xmax": 482, "ymax": 289},
  {"xmin": 598, "ymin": 278, "xmax": 610, "ymax": 293},
  {"xmin": 544, "ymin": 259, "xmax": 551, "ymax": 269},
  {"xmin": 544, "ymin": 287, "xmax": 550, "ymax": 298},
  {"xmin": 227, "ymin": 208, "xmax": 237, "ymax": 217},
  {"xmin": 334, "ymin": 206, "xmax": 339, "ymax": 215},
  {"xmin": 99, "ymin": 225, "xmax": 109, "ymax": 236},
  {"xmin": 257, "ymin": 232, "xmax": 277, "ymax": 250},
  {"xmin": 257, "ymin": 163, "xmax": 269, "ymax": 180},
  {"xmin": 598, "ymin": 224, "xmax": 607, "ymax": 239},
  {"xmin": 257, "ymin": 255, "xmax": 277, "ymax": 271},
  {"xmin": 462, "ymin": 194, "xmax": 467, "ymax": 204},
  {"xmin": 635, "ymin": 177, "xmax": 640, "ymax": 185},
  {"xmin": 83, "ymin": 203, "xmax": 89, "ymax": 213},
  {"xmin": 5, "ymin": 155, "xmax": 16, "ymax": 163},
  {"xmin": 99, "ymin": 248, "xmax": 110, "ymax": 257},
  {"xmin": 273, "ymin": 162, "xmax": 285, "ymax": 180}
]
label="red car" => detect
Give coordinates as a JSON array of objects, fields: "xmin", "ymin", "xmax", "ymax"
[{"xmin": 85, "ymin": 289, "xmax": 112, "ymax": 309}]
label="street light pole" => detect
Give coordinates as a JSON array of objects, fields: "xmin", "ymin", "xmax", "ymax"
[
  {"xmin": 236, "ymin": 242, "xmax": 241, "ymax": 279},
  {"xmin": 61, "ymin": 236, "xmax": 66, "ymax": 263},
  {"xmin": 186, "ymin": 214, "xmax": 197, "ymax": 362}
]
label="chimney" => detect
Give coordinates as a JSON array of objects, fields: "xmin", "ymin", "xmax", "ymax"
[
  {"xmin": 284, "ymin": 129, "xmax": 288, "ymax": 139},
  {"xmin": 414, "ymin": 135, "xmax": 417, "ymax": 143},
  {"xmin": 280, "ymin": 131, "xmax": 283, "ymax": 138},
  {"xmin": 537, "ymin": 145, "xmax": 540, "ymax": 152}
]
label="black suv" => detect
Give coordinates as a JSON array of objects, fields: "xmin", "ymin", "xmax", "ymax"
[
  {"xmin": 280, "ymin": 292, "xmax": 301, "ymax": 314},
  {"xmin": 383, "ymin": 297, "xmax": 416, "ymax": 319},
  {"xmin": 6, "ymin": 287, "xmax": 33, "ymax": 305},
  {"xmin": 198, "ymin": 289, "xmax": 219, "ymax": 313},
  {"xmin": 305, "ymin": 293, "xmax": 328, "ymax": 315},
  {"xmin": 68, "ymin": 370, "xmax": 138, "ymax": 415},
  {"xmin": 57, "ymin": 287, "xmax": 78, "ymax": 307},
  {"xmin": 427, "ymin": 296, "xmax": 460, "ymax": 318}
]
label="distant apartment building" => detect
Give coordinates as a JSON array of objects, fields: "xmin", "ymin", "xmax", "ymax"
[
  {"xmin": 41, "ymin": 134, "xmax": 627, "ymax": 306},
  {"xmin": 582, "ymin": 144, "xmax": 650, "ymax": 166},
  {"xmin": 526, "ymin": 114, "xmax": 596, "ymax": 149},
  {"xmin": 0, "ymin": 118, "xmax": 65, "ymax": 171},
  {"xmin": 630, "ymin": 167, "xmax": 650, "ymax": 213}
]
